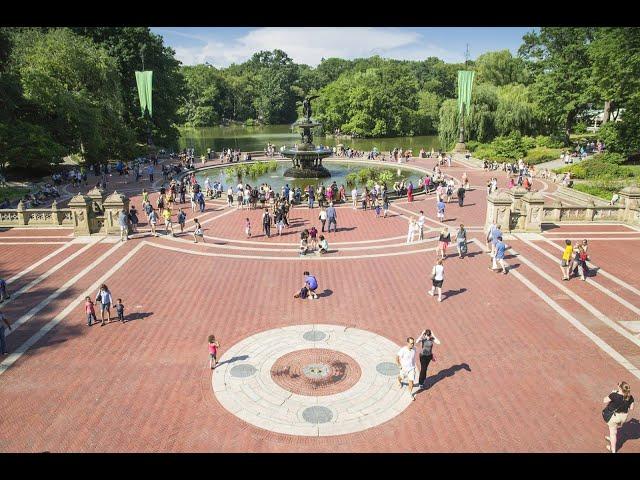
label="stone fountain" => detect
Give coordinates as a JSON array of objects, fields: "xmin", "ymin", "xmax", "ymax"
[{"xmin": 282, "ymin": 95, "xmax": 332, "ymax": 178}]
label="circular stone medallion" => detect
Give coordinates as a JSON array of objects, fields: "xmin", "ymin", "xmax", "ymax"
[
  {"xmin": 271, "ymin": 349, "xmax": 361, "ymax": 396},
  {"xmin": 212, "ymin": 325, "xmax": 413, "ymax": 437}
]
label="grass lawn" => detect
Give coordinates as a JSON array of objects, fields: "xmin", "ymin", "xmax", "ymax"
[{"xmin": 0, "ymin": 186, "xmax": 31, "ymax": 203}]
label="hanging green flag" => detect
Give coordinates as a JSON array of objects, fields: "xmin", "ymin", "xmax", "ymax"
[
  {"xmin": 457, "ymin": 70, "xmax": 475, "ymax": 116},
  {"xmin": 135, "ymin": 71, "xmax": 153, "ymax": 117}
]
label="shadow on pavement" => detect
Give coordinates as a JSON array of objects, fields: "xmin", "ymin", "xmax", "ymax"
[
  {"xmin": 417, "ymin": 363, "xmax": 472, "ymax": 395},
  {"xmin": 619, "ymin": 418, "xmax": 640, "ymax": 451},
  {"xmin": 216, "ymin": 355, "xmax": 249, "ymax": 368}
]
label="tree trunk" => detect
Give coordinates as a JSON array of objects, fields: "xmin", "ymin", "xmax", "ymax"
[{"xmin": 602, "ymin": 100, "xmax": 613, "ymax": 124}]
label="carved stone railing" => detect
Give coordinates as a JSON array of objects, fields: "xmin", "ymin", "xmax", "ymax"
[
  {"xmin": 0, "ymin": 200, "xmax": 73, "ymax": 227},
  {"xmin": 0, "ymin": 188, "xmax": 130, "ymax": 236},
  {"xmin": 487, "ymin": 185, "xmax": 640, "ymax": 232}
]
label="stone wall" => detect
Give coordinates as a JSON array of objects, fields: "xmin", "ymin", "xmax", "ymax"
[
  {"xmin": 0, "ymin": 188, "xmax": 131, "ymax": 236},
  {"xmin": 486, "ymin": 186, "xmax": 640, "ymax": 233}
]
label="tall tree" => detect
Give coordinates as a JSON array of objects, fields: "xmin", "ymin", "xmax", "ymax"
[
  {"xmin": 475, "ymin": 50, "xmax": 528, "ymax": 86},
  {"xmin": 72, "ymin": 27, "xmax": 185, "ymax": 147},
  {"xmin": 519, "ymin": 27, "xmax": 595, "ymax": 138}
]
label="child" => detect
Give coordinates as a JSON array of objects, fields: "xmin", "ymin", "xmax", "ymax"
[
  {"xmin": 115, "ymin": 299, "xmax": 125, "ymax": 323},
  {"xmin": 309, "ymin": 226, "xmax": 318, "ymax": 250},
  {"xmin": 375, "ymin": 200, "xmax": 382, "ymax": 218},
  {"xmin": 299, "ymin": 236, "xmax": 309, "ymax": 256},
  {"xmin": 177, "ymin": 208, "xmax": 187, "ymax": 234},
  {"xmin": 85, "ymin": 296, "xmax": 96, "ymax": 326},
  {"xmin": 317, "ymin": 235, "xmax": 329, "ymax": 255},
  {"xmin": 193, "ymin": 218, "xmax": 204, "ymax": 244},
  {"xmin": 245, "ymin": 218, "xmax": 252, "ymax": 238},
  {"xmin": 208, "ymin": 335, "xmax": 220, "ymax": 369}
]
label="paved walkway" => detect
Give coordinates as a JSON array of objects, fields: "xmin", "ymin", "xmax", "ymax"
[{"xmin": 1, "ymin": 156, "xmax": 639, "ymax": 452}]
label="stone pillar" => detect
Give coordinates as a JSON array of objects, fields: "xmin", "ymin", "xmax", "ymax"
[
  {"xmin": 619, "ymin": 186, "xmax": 640, "ymax": 223},
  {"xmin": 68, "ymin": 193, "xmax": 92, "ymax": 236},
  {"xmin": 509, "ymin": 186, "xmax": 528, "ymax": 212},
  {"xmin": 550, "ymin": 200, "xmax": 563, "ymax": 222},
  {"xmin": 103, "ymin": 191, "xmax": 130, "ymax": 235},
  {"xmin": 522, "ymin": 192, "xmax": 545, "ymax": 232},
  {"xmin": 486, "ymin": 190, "xmax": 513, "ymax": 233},
  {"xmin": 16, "ymin": 200, "xmax": 27, "ymax": 226},
  {"xmin": 87, "ymin": 186, "xmax": 105, "ymax": 215},
  {"xmin": 585, "ymin": 200, "xmax": 596, "ymax": 222},
  {"xmin": 50, "ymin": 199, "xmax": 63, "ymax": 226}
]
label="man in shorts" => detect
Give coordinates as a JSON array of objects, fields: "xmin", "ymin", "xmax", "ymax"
[
  {"xmin": 489, "ymin": 236, "xmax": 508, "ymax": 274},
  {"xmin": 397, "ymin": 337, "xmax": 417, "ymax": 401}
]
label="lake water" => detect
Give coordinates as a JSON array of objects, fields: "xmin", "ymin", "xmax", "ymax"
[
  {"xmin": 195, "ymin": 161, "xmax": 423, "ymax": 192},
  {"xmin": 179, "ymin": 125, "xmax": 440, "ymax": 154}
]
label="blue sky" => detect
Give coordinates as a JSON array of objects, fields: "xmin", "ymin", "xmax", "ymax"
[{"xmin": 151, "ymin": 27, "xmax": 537, "ymax": 67}]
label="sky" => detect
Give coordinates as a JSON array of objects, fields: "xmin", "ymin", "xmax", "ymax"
[{"xmin": 150, "ymin": 27, "xmax": 537, "ymax": 68}]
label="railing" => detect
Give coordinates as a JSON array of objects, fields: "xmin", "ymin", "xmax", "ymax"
[{"xmin": 0, "ymin": 208, "xmax": 74, "ymax": 227}]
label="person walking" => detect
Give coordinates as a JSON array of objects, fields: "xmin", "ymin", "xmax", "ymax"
[
  {"xmin": 457, "ymin": 185, "xmax": 466, "ymax": 207},
  {"xmin": 428, "ymin": 258, "xmax": 445, "ymax": 302},
  {"xmin": 0, "ymin": 277, "xmax": 9, "ymax": 303},
  {"xmin": 396, "ymin": 337, "xmax": 418, "ymax": 401},
  {"xmin": 560, "ymin": 239, "xmax": 573, "ymax": 281},
  {"xmin": 326, "ymin": 203, "xmax": 337, "ymax": 233},
  {"xmin": 319, "ymin": 206, "xmax": 327, "ymax": 232},
  {"xmin": 603, "ymin": 382, "xmax": 634, "ymax": 453},
  {"xmin": 575, "ymin": 243, "xmax": 589, "ymax": 281},
  {"xmin": 0, "ymin": 310, "xmax": 12, "ymax": 355},
  {"xmin": 118, "ymin": 209, "xmax": 129, "ymax": 242},
  {"xmin": 416, "ymin": 329, "xmax": 441, "ymax": 388},
  {"xmin": 96, "ymin": 284, "xmax": 113, "ymax": 326},
  {"xmin": 115, "ymin": 298, "xmax": 125, "ymax": 323},
  {"xmin": 193, "ymin": 218, "xmax": 204, "ymax": 244},
  {"xmin": 208, "ymin": 335, "xmax": 220, "ymax": 369},
  {"xmin": 455, "ymin": 224, "xmax": 467, "ymax": 259},
  {"xmin": 85, "ymin": 296, "xmax": 97, "ymax": 326},
  {"xmin": 417, "ymin": 211, "xmax": 426, "ymax": 240},
  {"xmin": 406, "ymin": 218, "xmax": 417, "ymax": 244},
  {"xmin": 177, "ymin": 208, "xmax": 187, "ymax": 234},
  {"xmin": 163, "ymin": 207, "xmax": 174, "ymax": 236},
  {"xmin": 436, "ymin": 227, "xmax": 450, "ymax": 260},
  {"xmin": 436, "ymin": 198, "xmax": 446, "ymax": 222},
  {"xmin": 490, "ymin": 236, "xmax": 509, "ymax": 274},
  {"xmin": 262, "ymin": 208, "xmax": 271, "ymax": 238},
  {"xmin": 148, "ymin": 207, "xmax": 158, "ymax": 237},
  {"xmin": 129, "ymin": 205, "xmax": 139, "ymax": 233}
]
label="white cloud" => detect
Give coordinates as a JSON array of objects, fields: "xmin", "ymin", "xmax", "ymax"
[{"xmin": 170, "ymin": 27, "xmax": 461, "ymax": 67}]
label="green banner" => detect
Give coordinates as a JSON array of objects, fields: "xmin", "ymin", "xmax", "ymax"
[
  {"xmin": 135, "ymin": 71, "xmax": 153, "ymax": 117},
  {"xmin": 457, "ymin": 70, "xmax": 475, "ymax": 116}
]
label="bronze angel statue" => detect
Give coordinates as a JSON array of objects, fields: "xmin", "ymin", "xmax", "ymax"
[{"xmin": 301, "ymin": 95, "xmax": 319, "ymax": 120}]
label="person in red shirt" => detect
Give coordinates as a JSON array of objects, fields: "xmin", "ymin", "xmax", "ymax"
[{"xmin": 85, "ymin": 296, "xmax": 97, "ymax": 326}]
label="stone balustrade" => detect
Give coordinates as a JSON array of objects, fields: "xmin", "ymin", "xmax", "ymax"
[
  {"xmin": 0, "ymin": 188, "xmax": 131, "ymax": 236},
  {"xmin": 486, "ymin": 185, "xmax": 640, "ymax": 233}
]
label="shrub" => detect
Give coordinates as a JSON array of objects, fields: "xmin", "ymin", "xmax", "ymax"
[
  {"xmin": 597, "ymin": 122, "xmax": 624, "ymax": 154},
  {"xmin": 466, "ymin": 140, "xmax": 480, "ymax": 152},
  {"xmin": 535, "ymin": 135, "xmax": 566, "ymax": 148},
  {"xmin": 522, "ymin": 136, "xmax": 537, "ymax": 150},
  {"xmin": 524, "ymin": 147, "xmax": 563, "ymax": 165},
  {"xmin": 573, "ymin": 121, "xmax": 588, "ymax": 134},
  {"xmin": 572, "ymin": 183, "xmax": 617, "ymax": 200},
  {"xmin": 590, "ymin": 152, "xmax": 626, "ymax": 165},
  {"xmin": 553, "ymin": 164, "xmax": 587, "ymax": 179}
]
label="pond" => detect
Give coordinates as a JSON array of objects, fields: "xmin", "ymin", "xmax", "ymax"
[
  {"xmin": 195, "ymin": 161, "xmax": 424, "ymax": 192},
  {"xmin": 178, "ymin": 125, "xmax": 441, "ymax": 154}
]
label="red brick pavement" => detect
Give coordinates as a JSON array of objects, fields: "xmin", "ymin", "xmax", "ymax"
[{"xmin": 1, "ymin": 158, "xmax": 639, "ymax": 452}]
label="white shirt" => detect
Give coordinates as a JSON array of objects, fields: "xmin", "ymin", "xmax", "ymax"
[
  {"xmin": 432, "ymin": 264, "xmax": 444, "ymax": 281},
  {"xmin": 418, "ymin": 215, "xmax": 425, "ymax": 227},
  {"xmin": 351, "ymin": 188, "xmax": 358, "ymax": 199},
  {"xmin": 397, "ymin": 346, "xmax": 416, "ymax": 370}
]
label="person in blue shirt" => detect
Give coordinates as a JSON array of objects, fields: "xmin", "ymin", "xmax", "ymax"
[
  {"xmin": 490, "ymin": 236, "xmax": 508, "ymax": 274},
  {"xmin": 294, "ymin": 271, "xmax": 319, "ymax": 300},
  {"xmin": 436, "ymin": 199, "xmax": 446, "ymax": 222}
]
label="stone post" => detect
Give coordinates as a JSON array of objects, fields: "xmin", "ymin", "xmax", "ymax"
[
  {"xmin": 550, "ymin": 200, "xmax": 563, "ymax": 222},
  {"xmin": 103, "ymin": 191, "xmax": 130, "ymax": 235},
  {"xmin": 585, "ymin": 200, "xmax": 596, "ymax": 222},
  {"xmin": 50, "ymin": 199, "xmax": 63, "ymax": 226},
  {"xmin": 522, "ymin": 191, "xmax": 545, "ymax": 232},
  {"xmin": 68, "ymin": 193, "xmax": 92, "ymax": 236},
  {"xmin": 509, "ymin": 186, "xmax": 528, "ymax": 212},
  {"xmin": 87, "ymin": 186, "xmax": 105, "ymax": 215},
  {"xmin": 619, "ymin": 186, "xmax": 640, "ymax": 223},
  {"xmin": 16, "ymin": 200, "xmax": 27, "ymax": 226},
  {"xmin": 486, "ymin": 189, "xmax": 513, "ymax": 233}
]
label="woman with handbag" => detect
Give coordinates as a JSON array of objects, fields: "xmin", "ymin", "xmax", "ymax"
[{"xmin": 603, "ymin": 382, "xmax": 634, "ymax": 452}]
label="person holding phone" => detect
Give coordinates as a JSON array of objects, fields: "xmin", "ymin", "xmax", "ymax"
[{"xmin": 416, "ymin": 329, "xmax": 441, "ymax": 389}]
